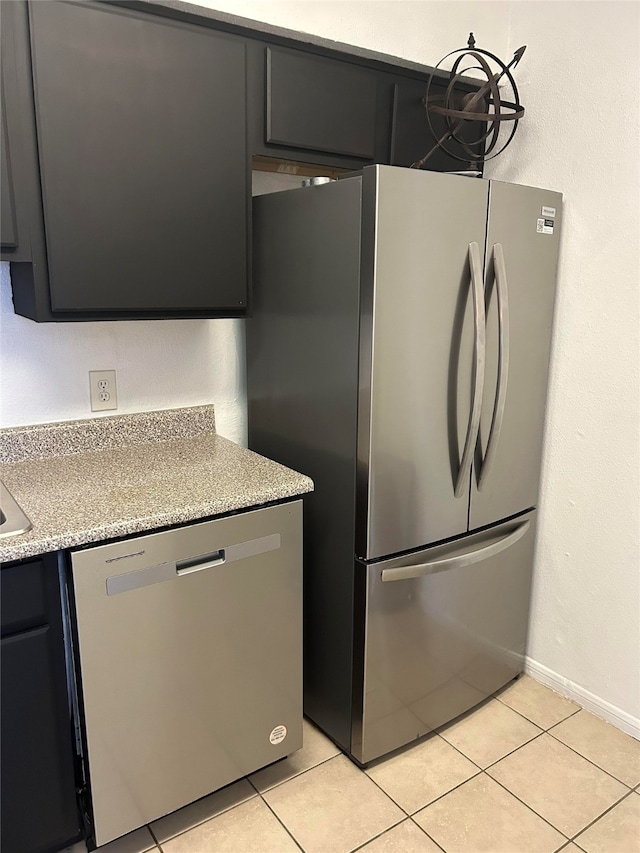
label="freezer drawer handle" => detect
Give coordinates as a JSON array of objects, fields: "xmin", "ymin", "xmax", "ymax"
[
  {"xmin": 380, "ymin": 520, "xmax": 530, "ymax": 582},
  {"xmin": 455, "ymin": 241, "xmax": 486, "ymax": 498},
  {"xmin": 478, "ymin": 242, "xmax": 510, "ymax": 490}
]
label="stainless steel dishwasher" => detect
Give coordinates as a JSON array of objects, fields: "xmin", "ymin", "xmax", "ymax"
[{"xmin": 65, "ymin": 500, "xmax": 303, "ymax": 848}]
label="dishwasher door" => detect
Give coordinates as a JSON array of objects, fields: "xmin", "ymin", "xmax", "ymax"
[{"xmin": 69, "ymin": 500, "xmax": 302, "ymax": 847}]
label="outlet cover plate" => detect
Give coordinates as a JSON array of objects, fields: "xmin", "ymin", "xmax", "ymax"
[{"xmin": 89, "ymin": 370, "xmax": 118, "ymax": 412}]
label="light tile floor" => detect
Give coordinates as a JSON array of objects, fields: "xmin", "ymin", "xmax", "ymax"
[{"xmin": 68, "ymin": 676, "xmax": 640, "ymax": 853}]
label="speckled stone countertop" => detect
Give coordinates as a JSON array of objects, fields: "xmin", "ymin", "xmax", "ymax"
[{"xmin": 0, "ymin": 405, "xmax": 313, "ymax": 562}]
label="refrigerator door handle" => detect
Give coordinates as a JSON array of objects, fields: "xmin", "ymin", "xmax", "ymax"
[
  {"xmin": 380, "ymin": 519, "xmax": 530, "ymax": 582},
  {"xmin": 455, "ymin": 241, "xmax": 486, "ymax": 498},
  {"xmin": 478, "ymin": 242, "xmax": 510, "ymax": 490}
]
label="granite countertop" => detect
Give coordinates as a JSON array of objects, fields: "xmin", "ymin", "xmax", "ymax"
[{"xmin": 0, "ymin": 405, "xmax": 313, "ymax": 562}]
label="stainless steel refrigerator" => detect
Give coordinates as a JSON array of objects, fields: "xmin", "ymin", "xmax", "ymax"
[{"xmin": 247, "ymin": 165, "xmax": 562, "ymax": 764}]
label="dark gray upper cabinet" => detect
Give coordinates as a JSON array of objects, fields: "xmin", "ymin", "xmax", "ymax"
[
  {"xmin": 2, "ymin": 0, "xmax": 483, "ymax": 322},
  {"xmin": 1, "ymin": 99, "xmax": 18, "ymax": 250},
  {"xmin": 0, "ymin": 4, "xmax": 31, "ymax": 262},
  {"xmin": 390, "ymin": 76, "xmax": 486, "ymax": 171},
  {"xmin": 25, "ymin": 0, "xmax": 249, "ymax": 317},
  {"xmin": 265, "ymin": 46, "xmax": 377, "ymax": 160}
]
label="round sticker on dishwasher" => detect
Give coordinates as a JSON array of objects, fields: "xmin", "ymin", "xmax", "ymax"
[{"xmin": 269, "ymin": 725, "xmax": 287, "ymax": 745}]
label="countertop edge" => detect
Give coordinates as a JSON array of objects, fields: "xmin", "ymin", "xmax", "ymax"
[
  {"xmin": 0, "ymin": 482, "xmax": 313, "ymax": 563},
  {"xmin": 0, "ymin": 408, "xmax": 314, "ymax": 563}
]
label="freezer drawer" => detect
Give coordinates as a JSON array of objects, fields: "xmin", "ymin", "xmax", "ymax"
[
  {"xmin": 353, "ymin": 511, "xmax": 535, "ymax": 764},
  {"xmin": 69, "ymin": 501, "xmax": 303, "ymax": 847}
]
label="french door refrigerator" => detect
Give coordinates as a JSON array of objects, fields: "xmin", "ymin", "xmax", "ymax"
[{"xmin": 248, "ymin": 165, "xmax": 562, "ymax": 764}]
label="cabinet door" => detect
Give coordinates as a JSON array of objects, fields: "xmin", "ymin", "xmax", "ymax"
[
  {"xmin": 28, "ymin": 1, "xmax": 248, "ymax": 313},
  {"xmin": 390, "ymin": 77, "xmax": 486, "ymax": 172},
  {"xmin": 0, "ymin": 1, "xmax": 32, "ymax": 261},
  {"xmin": 0, "ymin": 559, "xmax": 47, "ymax": 636},
  {"xmin": 1, "ymin": 98, "xmax": 18, "ymax": 249},
  {"xmin": 1, "ymin": 627, "xmax": 79, "ymax": 853},
  {"xmin": 266, "ymin": 46, "xmax": 377, "ymax": 160}
]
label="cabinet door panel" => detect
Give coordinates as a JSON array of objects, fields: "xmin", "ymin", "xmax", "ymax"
[
  {"xmin": 390, "ymin": 78, "xmax": 485, "ymax": 172},
  {"xmin": 266, "ymin": 46, "xmax": 377, "ymax": 159},
  {"xmin": 0, "ymin": 559, "xmax": 47, "ymax": 636},
  {"xmin": 1, "ymin": 627, "xmax": 78, "ymax": 853},
  {"xmin": 29, "ymin": 1, "xmax": 248, "ymax": 312},
  {"xmin": 1, "ymin": 1, "xmax": 32, "ymax": 262},
  {"xmin": 1, "ymin": 97, "xmax": 18, "ymax": 249}
]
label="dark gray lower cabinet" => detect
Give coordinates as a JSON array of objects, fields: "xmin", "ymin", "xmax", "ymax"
[{"xmin": 1, "ymin": 556, "xmax": 79, "ymax": 853}]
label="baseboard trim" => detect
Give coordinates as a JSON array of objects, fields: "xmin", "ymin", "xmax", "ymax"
[{"xmin": 524, "ymin": 656, "xmax": 640, "ymax": 740}]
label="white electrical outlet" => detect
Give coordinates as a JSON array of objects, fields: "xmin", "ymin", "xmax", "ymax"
[{"xmin": 89, "ymin": 370, "xmax": 118, "ymax": 412}]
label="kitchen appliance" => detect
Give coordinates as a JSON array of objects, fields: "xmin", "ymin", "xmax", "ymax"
[
  {"xmin": 64, "ymin": 501, "xmax": 302, "ymax": 847},
  {"xmin": 247, "ymin": 165, "xmax": 562, "ymax": 764}
]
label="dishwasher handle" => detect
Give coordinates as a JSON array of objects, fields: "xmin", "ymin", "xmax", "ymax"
[
  {"xmin": 106, "ymin": 533, "xmax": 281, "ymax": 596},
  {"xmin": 176, "ymin": 550, "xmax": 225, "ymax": 576}
]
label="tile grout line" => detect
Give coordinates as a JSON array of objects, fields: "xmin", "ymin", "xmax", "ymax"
[
  {"xmin": 478, "ymin": 717, "xmax": 637, "ymax": 795},
  {"xmin": 494, "ymin": 692, "xmax": 582, "ymax": 729},
  {"xmin": 457, "ymin": 718, "xmax": 598, "ymax": 842},
  {"xmin": 544, "ymin": 726, "xmax": 639, "ymax": 789},
  {"xmin": 439, "ymin": 725, "xmax": 546, "ymax": 776},
  {"xmin": 484, "ymin": 770, "xmax": 572, "ymax": 844},
  {"xmin": 251, "ymin": 750, "xmax": 342, "ymax": 796},
  {"xmin": 567, "ymin": 786, "xmax": 639, "ymax": 844},
  {"xmin": 361, "ymin": 736, "xmax": 487, "ymax": 818},
  {"xmin": 258, "ymin": 792, "xmax": 306, "ymax": 852},
  {"xmin": 481, "ymin": 716, "xmax": 637, "ymax": 841},
  {"xmin": 140, "ymin": 783, "xmax": 259, "ymax": 847},
  {"xmin": 144, "ymin": 753, "xmax": 341, "ymax": 849},
  {"xmin": 360, "ymin": 727, "xmax": 546, "ymax": 820},
  {"xmin": 498, "ymin": 694, "xmax": 639, "ymax": 789},
  {"xmin": 431, "ymin": 730, "xmax": 487, "ymax": 772},
  {"xmin": 346, "ymin": 815, "xmax": 407, "ymax": 853},
  {"xmin": 372, "ymin": 762, "xmax": 484, "ymax": 818},
  {"xmin": 408, "ymin": 817, "xmax": 448, "ymax": 853}
]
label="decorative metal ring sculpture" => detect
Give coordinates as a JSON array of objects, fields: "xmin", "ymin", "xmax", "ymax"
[{"xmin": 411, "ymin": 34, "xmax": 526, "ymax": 170}]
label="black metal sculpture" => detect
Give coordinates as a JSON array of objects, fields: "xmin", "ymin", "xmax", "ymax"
[{"xmin": 412, "ymin": 33, "xmax": 526, "ymax": 170}]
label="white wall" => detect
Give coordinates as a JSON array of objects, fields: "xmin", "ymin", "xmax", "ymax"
[
  {"xmin": 487, "ymin": 1, "xmax": 640, "ymax": 731},
  {"xmin": 0, "ymin": 264, "xmax": 247, "ymax": 444},
  {"xmin": 1, "ymin": 0, "xmax": 638, "ymax": 728},
  {"xmin": 193, "ymin": 0, "xmax": 509, "ymax": 66}
]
